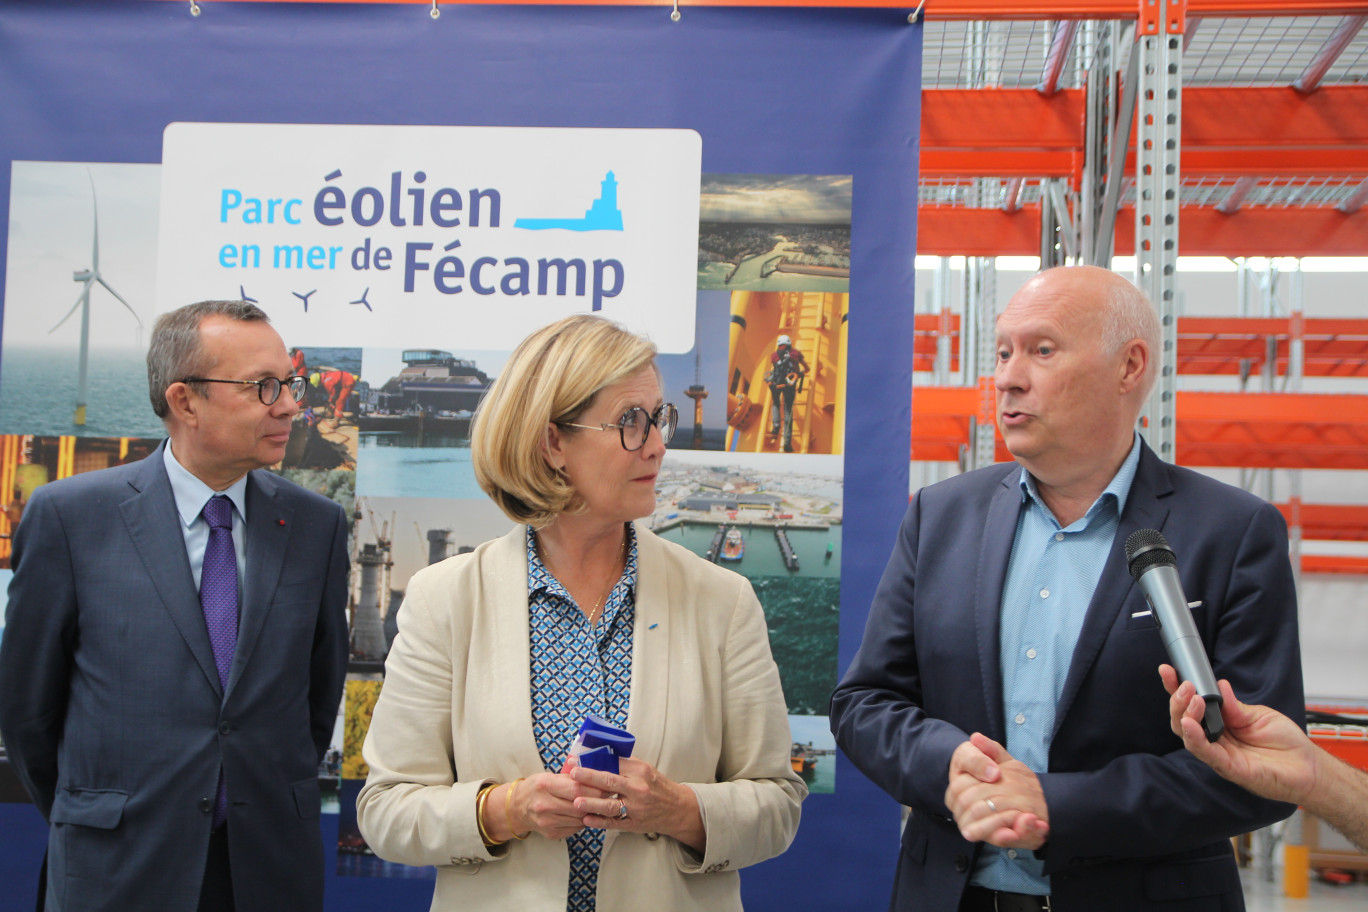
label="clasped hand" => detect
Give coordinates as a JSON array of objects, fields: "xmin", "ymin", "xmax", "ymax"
[
  {"xmin": 570, "ymin": 758, "xmax": 706, "ymax": 851},
  {"xmin": 944, "ymin": 733, "xmax": 1050, "ymax": 850},
  {"xmin": 495, "ymin": 759, "xmax": 703, "ymax": 851}
]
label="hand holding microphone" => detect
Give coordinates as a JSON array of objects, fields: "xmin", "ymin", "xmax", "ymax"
[{"xmin": 1125, "ymin": 529, "xmax": 1224, "ymax": 743}]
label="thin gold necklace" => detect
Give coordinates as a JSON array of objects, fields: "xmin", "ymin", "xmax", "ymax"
[
  {"xmin": 542, "ymin": 533, "xmax": 626, "ymax": 627},
  {"xmin": 586, "ymin": 537, "xmax": 627, "ymax": 627}
]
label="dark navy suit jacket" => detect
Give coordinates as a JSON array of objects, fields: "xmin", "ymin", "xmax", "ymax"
[
  {"xmin": 0, "ymin": 442, "xmax": 349, "ymax": 912},
  {"xmin": 831, "ymin": 442, "xmax": 1303, "ymax": 912}
]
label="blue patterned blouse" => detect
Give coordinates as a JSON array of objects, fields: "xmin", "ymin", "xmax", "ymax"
[{"xmin": 526, "ymin": 525, "xmax": 638, "ymax": 912}]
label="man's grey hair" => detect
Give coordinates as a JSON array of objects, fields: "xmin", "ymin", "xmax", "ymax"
[
  {"xmin": 147, "ymin": 300, "xmax": 271, "ymax": 419},
  {"xmin": 1098, "ymin": 274, "xmax": 1162, "ymax": 399}
]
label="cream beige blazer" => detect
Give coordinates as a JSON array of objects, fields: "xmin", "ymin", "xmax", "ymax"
[{"xmin": 357, "ymin": 522, "xmax": 806, "ymax": 911}]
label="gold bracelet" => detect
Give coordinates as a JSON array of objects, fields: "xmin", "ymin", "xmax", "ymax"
[
  {"xmin": 505, "ymin": 777, "xmax": 531, "ymax": 840},
  {"xmin": 475, "ymin": 783, "xmax": 505, "ymax": 847}
]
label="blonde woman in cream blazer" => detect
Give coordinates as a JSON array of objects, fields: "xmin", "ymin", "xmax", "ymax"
[{"xmin": 357, "ymin": 314, "xmax": 805, "ymax": 911}]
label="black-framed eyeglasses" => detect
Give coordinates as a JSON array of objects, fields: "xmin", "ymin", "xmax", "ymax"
[
  {"xmin": 180, "ymin": 375, "xmax": 309, "ymax": 406},
  {"xmin": 559, "ymin": 403, "xmax": 678, "ymax": 452}
]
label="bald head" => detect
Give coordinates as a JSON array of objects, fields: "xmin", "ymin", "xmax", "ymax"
[
  {"xmin": 994, "ymin": 266, "xmax": 1158, "ymax": 507},
  {"xmin": 1013, "ymin": 266, "xmax": 1161, "ymax": 400}
]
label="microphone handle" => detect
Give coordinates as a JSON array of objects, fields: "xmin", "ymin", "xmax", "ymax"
[{"xmin": 1139, "ymin": 566, "xmax": 1225, "ymax": 743}]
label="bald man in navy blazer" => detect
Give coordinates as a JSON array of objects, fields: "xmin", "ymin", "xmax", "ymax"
[
  {"xmin": 0, "ymin": 301, "xmax": 349, "ymax": 912},
  {"xmin": 832, "ymin": 267, "xmax": 1303, "ymax": 912}
]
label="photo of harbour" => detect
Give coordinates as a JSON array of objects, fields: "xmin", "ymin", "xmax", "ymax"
[
  {"xmin": 788, "ymin": 714, "xmax": 837, "ymax": 796},
  {"xmin": 697, "ymin": 174, "xmax": 851, "ymax": 293},
  {"xmin": 648, "ymin": 449, "xmax": 843, "ymax": 792}
]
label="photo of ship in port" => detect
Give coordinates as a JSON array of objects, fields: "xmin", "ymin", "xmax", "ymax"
[
  {"xmin": 355, "ymin": 348, "xmax": 505, "ymax": 499},
  {"xmin": 358, "ymin": 349, "xmax": 493, "ymax": 438},
  {"xmin": 787, "ymin": 716, "xmax": 838, "ymax": 794},
  {"xmin": 720, "ymin": 526, "xmax": 745, "ymax": 561}
]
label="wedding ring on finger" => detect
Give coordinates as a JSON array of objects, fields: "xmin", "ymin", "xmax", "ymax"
[
  {"xmin": 617, "ymin": 801, "xmax": 629, "ymax": 820},
  {"xmin": 986, "ymin": 797, "xmax": 999, "ymax": 813}
]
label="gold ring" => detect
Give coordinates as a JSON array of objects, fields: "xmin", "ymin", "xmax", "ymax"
[{"xmin": 617, "ymin": 801, "xmax": 629, "ymax": 820}]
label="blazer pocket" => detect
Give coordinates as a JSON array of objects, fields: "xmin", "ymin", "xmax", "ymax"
[
  {"xmin": 1142, "ymin": 854, "xmax": 1240, "ymax": 901},
  {"xmin": 1126, "ymin": 596, "xmax": 1212, "ymax": 632},
  {"xmin": 50, "ymin": 788, "xmax": 128, "ymax": 829},
  {"xmin": 292, "ymin": 776, "xmax": 321, "ymax": 820}
]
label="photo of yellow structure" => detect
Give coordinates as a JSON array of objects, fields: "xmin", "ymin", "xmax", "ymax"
[{"xmin": 726, "ymin": 291, "xmax": 847, "ymax": 455}]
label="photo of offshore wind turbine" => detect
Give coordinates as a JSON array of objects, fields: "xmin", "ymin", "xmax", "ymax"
[{"xmin": 49, "ymin": 170, "xmax": 142, "ymax": 426}]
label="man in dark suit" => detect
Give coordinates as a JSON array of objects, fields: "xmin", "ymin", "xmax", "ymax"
[
  {"xmin": 0, "ymin": 300, "xmax": 350, "ymax": 911},
  {"xmin": 831, "ymin": 266, "xmax": 1303, "ymax": 912}
]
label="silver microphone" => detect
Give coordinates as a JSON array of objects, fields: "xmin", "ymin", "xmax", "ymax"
[{"xmin": 1125, "ymin": 529, "xmax": 1224, "ymax": 743}]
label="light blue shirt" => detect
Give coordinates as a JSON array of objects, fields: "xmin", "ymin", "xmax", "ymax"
[
  {"xmin": 163, "ymin": 441, "xmax": 248, "ymax": 594},
  {"xmin": 971, "ymin": 434, "xmax": 1141, "ymax": 895}
]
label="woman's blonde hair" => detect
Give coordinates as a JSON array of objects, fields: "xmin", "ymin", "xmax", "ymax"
[{"xmin": 471, "ymin": 314, "xmax": 658, "ymax": 527}]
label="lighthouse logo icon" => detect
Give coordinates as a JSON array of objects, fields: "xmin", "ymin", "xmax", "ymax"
[{"xmin": 515, "ymin": 171, "xmax": 624, "ymax": 232}]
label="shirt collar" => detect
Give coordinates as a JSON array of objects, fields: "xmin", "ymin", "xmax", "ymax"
[
  {"xmin": 1017, "ymin": 432, "xmax": 1142, "ymax": 525},
  {"xmin": 526, "ymin": 524, "xmax": 639, "ymax": 598},
  {"xmin": 163, "ymin": 440, "xmax": 249, "ymax": 528}
]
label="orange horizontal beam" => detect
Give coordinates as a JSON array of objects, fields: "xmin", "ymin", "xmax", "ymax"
[
  {"xmin": 916, "ymin": 316, "xmax": 1368, "ymax": 377},
  {"xmin": 922, "ymin": 88, "xmax": 1368, "ymax": 181},
  {"xmin": 918, "ymin": 207, "xmax": 1050, "ymax": 256},
  {"xmin": 1179, "ymin": 318, "xmax": 1368, "ymax": 337},
  {"xmin": 924, "ymin": 88, "xmax": 1368, "ymax": 158},
  {"xmin": 916, "ymin": 204, "xmax": 1368, "ymax": 257},
  {"xmin": 1302, "ymin": 555, "xmax": 1368, "ymax": 576},
  {"xmin": 1275, "ymin": 503, "xmax": 1368, "ymax": 541},
  {"xmin": 1172, "ymin": 207, "xmax": 1368, "ymax": 258},
  {"xmin": 1186, "ymin": 87, "xmax": 1368, "ymax": 151},
  {"xmin": 920, "ymin": 151, "xmax": 1079, "ymax": 180},
  {"xmin": 1176, "ymin": 391, "xmax": 1366, "ymax": 424},
  {"xmin": 1175, "ymin": 391, "xmax": 1368, "ymax": 469},
  {"xmin": 913, "ymin": 313, "xmax": 962, "ymax": 372},
  {"xmin": 921, "ymin": 148, "xmax": 1368, "ymax": 181},
  {"xmin": 912, "ymin": 386, "xmax": 1368, "ymax": 470},
  {"xmin": 922, "ymin": 90, "xmax": 1085, "ymax": 154},
  {"xmin": 1179, "ymin": 317, "xmax": 1368, "ymax": 377},
  {"xmin": 1179, "ymin": 146, "xmax": 1368, "ymax": 178}
]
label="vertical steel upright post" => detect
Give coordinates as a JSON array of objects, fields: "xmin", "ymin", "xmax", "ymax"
[
  {"xmin": 1288, "ymin": 263, "xmax": 1305, "ymax": 593},
  {"xmin": 968, "ymin": 257, "xmax": 999, "ymax": 470},
  {"xmin": 933, "ymin": 257, "xmax": 953, "ymax": 386},
  {"xmin": 1080, "ymin": 21, "xmax": 1106, "ymax": 266},
  {"xmin": 1135, "ymin": 1, "xmax": 1184, "ymax": 463}
]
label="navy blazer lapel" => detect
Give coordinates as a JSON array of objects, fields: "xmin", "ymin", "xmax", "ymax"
[
  {"xmin": 1053, "ymin": 443, "xmax": 1173, "ymax": 738},
  {"xmin": 974, "ymin": 470, "xmax": 1021, "ymax": 741},
  {"xmin": 230, "ymin": 470, "xmax": 292, "ymax": 698},
  {"xmin": 119, "ymin": 443, "xmax": 223, "ymax": 696}
]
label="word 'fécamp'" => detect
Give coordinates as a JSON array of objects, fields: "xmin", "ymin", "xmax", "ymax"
[{"xmin": 215, "ymin": 170, "xmax": 624, "ymax": 310}]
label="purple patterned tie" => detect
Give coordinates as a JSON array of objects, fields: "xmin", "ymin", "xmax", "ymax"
[{"xmin": 200, "ymin": 494, "xmax": 237, "ymax": 827}]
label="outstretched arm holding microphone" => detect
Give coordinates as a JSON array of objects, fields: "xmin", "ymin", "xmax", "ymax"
[{"xmin": 1160, "ymin": 664, "xmax": 1368, "ymax": 852}]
